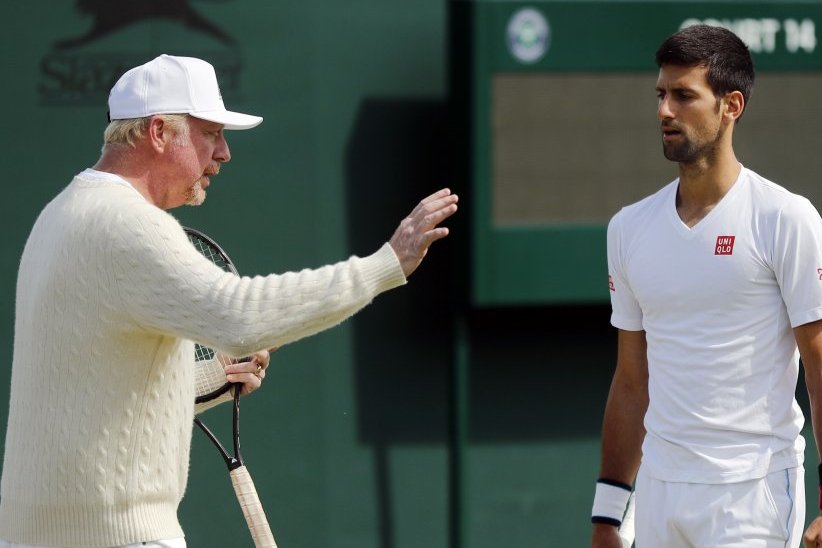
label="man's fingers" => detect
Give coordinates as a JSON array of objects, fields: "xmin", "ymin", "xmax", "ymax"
[
  {"xmin": 411, "ymin": 192, "xmax": 458, "ymax": 222},
  {"xmin": 226, "ymin": 372, "xmax": 263, "ymax": 396},
  {"xmin": 421, "ymin": 194, "xmax": 458, "ymax": 217},
  {"xmin": 251, "ymin": 350, "xmax": 270, "ymax": 370},
  {"xmin": 224, "ymin": 358, "xmax": 268, "ymax": 395},
  {"xmin": 225, "ymin": 360, "xmax": 266, "ymax": 377},
  {"xmin": 419, "ymin": 188, "xmax": 453, "ymax": 206},
  {"xmin": 423, "ymin": 203, "xmax": 458, "ymax": 229},
  {"xmin": 390, "ymin": 189, "xmax": 458, "ymax": 278},
  {"xmin": 803, "ymin": 517, "xmax": 822, "ymax": 547},
  {"xmin": 419, "ymin": 227, "xmax": 450, "ymax": 250}
]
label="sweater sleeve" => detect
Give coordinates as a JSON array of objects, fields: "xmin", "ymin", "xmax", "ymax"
[{"xmin": 109, "ymin": 203, "xmax": 406, "ymax": 357}]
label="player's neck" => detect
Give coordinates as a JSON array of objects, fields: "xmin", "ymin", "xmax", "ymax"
[
  {"xmin": 675, "ymin": 152, "xmax": 741, "ymax": 228},
  {"xmin": 93, "ymin": 148, "xmax": 159, "ymax": 207}
]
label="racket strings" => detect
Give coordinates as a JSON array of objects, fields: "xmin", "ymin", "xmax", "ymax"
[
  {"xmin": 195, "ymin": 356, "xmax": 229, "ymax": 398},
  {"xmin": 185, "ymin": 227, "xmax": 239, "ymax": 403},
  {"xmin": 195, "ymin": 343, "xmax": 216, "ymax": 362},
  {"xmin": 185, "ymin": 227, "xmax": 276, "ymax": 546},
  {"xmin": 190, "ymin": 238, "xmax": 232, "ymax": 271}
]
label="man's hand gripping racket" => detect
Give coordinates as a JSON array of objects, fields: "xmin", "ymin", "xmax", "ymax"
[{"xmin": 185, "ymin": 227, "xmax": 278, "ymax": 548}]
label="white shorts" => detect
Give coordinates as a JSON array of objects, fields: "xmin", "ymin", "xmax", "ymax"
[
  {"xmin": 635, "ymin": 465, "xmax": 805, "ymax": 547},
  {"xmin": 0, "ymin": 538, "xmax": 185, "ymax": 548}
]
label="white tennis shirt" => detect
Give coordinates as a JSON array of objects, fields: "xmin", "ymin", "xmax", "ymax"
[{"xmin": 608, "ymin": 166, "xmax": 822, "ymax": 483}]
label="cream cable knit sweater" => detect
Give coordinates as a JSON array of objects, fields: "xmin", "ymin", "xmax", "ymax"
[{"xmin": 0, "ymin": 171, "xmax": 406, "ymax": 547}]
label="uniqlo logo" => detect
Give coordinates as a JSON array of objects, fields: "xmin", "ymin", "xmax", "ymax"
[{"xmin": 715, "ymin": 235, "xmax": 735, "ymax": 255}]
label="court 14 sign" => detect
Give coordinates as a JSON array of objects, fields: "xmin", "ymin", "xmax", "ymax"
[{"xmin": 682, "ymin": 17, "xmax": 816, "ymax": 54}]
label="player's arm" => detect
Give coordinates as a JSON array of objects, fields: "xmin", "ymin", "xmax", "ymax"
[
  {"xmin": 797, "ymin": 319, "xmax": 822, "ymax": 547},
  {"xmin": 591, "ymin": 328, "xmax": 649, "ymax": 548}
]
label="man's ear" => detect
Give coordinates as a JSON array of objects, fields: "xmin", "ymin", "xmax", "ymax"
[
  {"xmin": 147, "ymin": 116, "xmax": 168, "ymax": 153},
  {"xmin": 723, "ymin": 90, "xmax": 745, "ymax": 122}
]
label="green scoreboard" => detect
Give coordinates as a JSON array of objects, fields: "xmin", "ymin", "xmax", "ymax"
[{"xmin": 453, "ymin": 1, "xmax": 822, "ymax": 306}]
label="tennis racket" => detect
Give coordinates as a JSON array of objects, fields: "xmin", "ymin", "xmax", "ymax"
[
  {"xmin": 185, "ymin": 227, "xmax": 278, "ymax": 548},
  {"xmin": 617, "ymin": 491, "xmax": 636, "ymax": 548}
]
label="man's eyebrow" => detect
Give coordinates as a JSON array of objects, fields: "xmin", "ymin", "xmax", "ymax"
[{"xmin": 655, "ymin": 84, "xmax": 695, "ymax": 93}]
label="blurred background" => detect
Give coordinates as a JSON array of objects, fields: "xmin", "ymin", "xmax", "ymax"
[{"xmin": 3, "ymin": 1, "xmax": 822, "ymax": 546}]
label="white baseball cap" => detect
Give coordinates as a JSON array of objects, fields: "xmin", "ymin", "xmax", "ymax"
[{"xmin": 108, "ymin": 54, "xmax": 262, "ymax": 130}]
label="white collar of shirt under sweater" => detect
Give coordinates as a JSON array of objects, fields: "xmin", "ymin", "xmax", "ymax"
[{"xmin": 79, "ymin": 168, "xmax": 146, "ymax": 200}]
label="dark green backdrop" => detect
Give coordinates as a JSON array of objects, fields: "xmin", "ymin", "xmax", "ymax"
[{"xmin": 0, "ymin": 1, "xmax": 819, "ymax": 547}]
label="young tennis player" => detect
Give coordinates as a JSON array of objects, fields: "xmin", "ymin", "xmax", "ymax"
[
  {"xmin": 0, "ymin": 54, "xmax": 457, "ymax": 548},
  {"xmin": 591, "ymin": 25, "xmax": 822, "ymax": 547}
]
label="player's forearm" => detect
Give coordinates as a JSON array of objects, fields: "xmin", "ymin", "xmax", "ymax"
[
  {"xmin": 804, "ymin": 365, "xmax": 822, "ymax": 526},
  {"xmin": 805, "ymin": 372, "xmax": 822, "ymax": 548},
  {"xmin": 807, "ymin": 371, "xmax": 822, "ymax": 462},
  {"xmin": 591, "ymin": 372, "xmax": 643, "ymax": 546},
  {"xmin": 598, "ymin": 370, "xmax": 648, "ymax": 485},
  {"xmin": 797, "ymin": 321, "xmax": 822, "ymax": 461}
]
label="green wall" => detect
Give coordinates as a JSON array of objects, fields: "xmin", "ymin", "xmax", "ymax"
[
  {"xmin": 2, "ymin": 2, "xmax": 455, "ymax": 547},
  {"xmin": 1, "ymin": 2, "xmax": 820, "ymax": 547}
]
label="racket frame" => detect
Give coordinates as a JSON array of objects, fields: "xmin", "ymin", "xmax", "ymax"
[
  {"xmin": 184, "ymin": 226, "xmax": 240, "ymax": 405},
  {"xmin": 185, "ymin": 226, "xmax": 278, "ymax": 547}
]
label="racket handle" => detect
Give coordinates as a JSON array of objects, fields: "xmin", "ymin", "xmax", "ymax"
[
  {"xmin": 617, "ymin": 492, "xmax": 636, "ymax": 548},
  {"xmin": 230, "ymin": 465, "xmax": 278, "ymax": 547}
]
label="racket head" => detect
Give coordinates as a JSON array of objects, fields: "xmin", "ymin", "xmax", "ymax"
[
  {"xmin": 185, "ymin": 227, "xmax": 239, "ymax": 276},
  {"xmin": 184, "ymin": 227, "xmax": 240, "ymax": 404}
]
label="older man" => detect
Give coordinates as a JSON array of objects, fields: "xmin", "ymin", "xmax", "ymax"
[{"xmin": 0, "ymin": 54, "xmax": 457, "ymax": 548}]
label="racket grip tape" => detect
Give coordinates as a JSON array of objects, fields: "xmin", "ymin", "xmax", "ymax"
[{"xmin": 230, "ymin": 465, "xmax": 278, "ymax": 548}]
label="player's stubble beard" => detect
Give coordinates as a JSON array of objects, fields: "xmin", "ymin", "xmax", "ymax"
[
  {"xmin": 186, "ymin": 181, "xmax": 206, "ymax": 206},
  {"xmin": 662, "ymin": 100, "xmax": 725, "ymax": 165},
  {"xmin": 662, "ymin": 127, "xmax": 723, "ymax": 165},
  {"xmin": 168, "ymin": 129, "xmax": 209, "ymax": 207}
]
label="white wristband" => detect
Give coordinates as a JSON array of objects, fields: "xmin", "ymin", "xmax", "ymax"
[{"xmin": 591, "ymin": 480, "xmax": 632, "ymax": 525}]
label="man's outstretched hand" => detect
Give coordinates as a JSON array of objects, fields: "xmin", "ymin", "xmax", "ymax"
[{"xmin": 389, "ymin": 188, "xmax": 458, "ymax": 278}]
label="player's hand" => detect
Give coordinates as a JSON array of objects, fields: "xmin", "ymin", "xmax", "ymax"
[
  {"xmin": 591, "ymin": 523, "xmax": 627, "ymax": 548},
  {"xmin": 224, "ymin": 347, "xmax": 276, "ymax": 396},
  {"xmin": 804, "ymin": 515, "xmax": 822, "ymax": 547},
  {"xmin": 389, "ymin": 188, "xmax": 458, "ymax": 278}
]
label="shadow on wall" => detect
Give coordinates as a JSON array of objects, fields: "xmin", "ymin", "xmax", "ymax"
[
  {"xmin": 346, "ymin": 98, "xmax": 453, "ymax": 548},
  {"xmin": 344, "ymin": 98, "xmax": 618, "ymax": 547},
  {"xmin": 346, "ymin": 98, "xmax": 453, "ymax": 448},
  {"xmin": 345, "ymin": 98, "xmax": 616, "ymax": 448}
]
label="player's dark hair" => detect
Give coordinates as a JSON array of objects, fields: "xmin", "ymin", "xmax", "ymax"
[{"xmin": 656, "ymin": 24, "xmax": 754, "ymax": 113}]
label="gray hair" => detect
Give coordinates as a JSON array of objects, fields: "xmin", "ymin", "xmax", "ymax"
[{"xmin": 102, "ymin": 114, "xmax": 190, "ymax": 149}]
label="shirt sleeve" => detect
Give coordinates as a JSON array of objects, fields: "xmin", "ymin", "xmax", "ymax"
[
  {"xmin": 772, "ymin": 196, "xmax": 822, "ymax": 328},
  {"xmin": 607, "ymin": 209, "xmax": 644, "ymax": 331},
  {"xmin": 109, "ymin": 203, "xmax": 407, "ymax": 357}
]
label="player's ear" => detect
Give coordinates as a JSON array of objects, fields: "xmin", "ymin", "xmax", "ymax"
[
  {"xmin": 147, "ymin": 116, "xmax": 168, "ymax": 153},
  {"xmin": 723, "ymin": 90, "xmax": 745, "ymax": 122}
]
